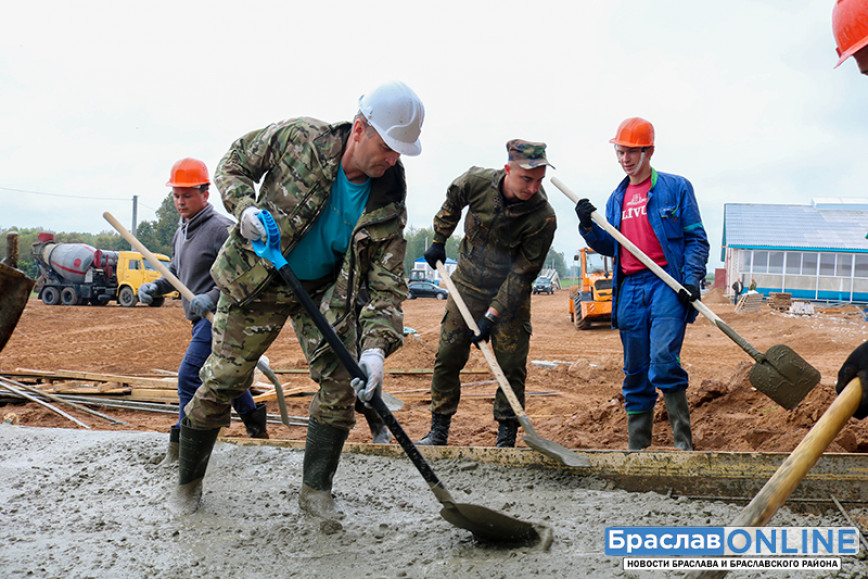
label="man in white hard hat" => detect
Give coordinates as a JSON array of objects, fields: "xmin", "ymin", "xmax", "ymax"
[{"xmin": 174, "ymin": 81, "xmax": 425, "ymax": 520}]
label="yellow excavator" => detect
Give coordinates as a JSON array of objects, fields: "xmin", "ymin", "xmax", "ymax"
[{"xmin": 569, "ymin": 248, "xmax": 613, "ymax": 330}]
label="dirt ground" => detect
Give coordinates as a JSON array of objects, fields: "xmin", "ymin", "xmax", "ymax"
[{"xmin": 2, "ymin": 288, "xmax": 867, "ymax": 453}]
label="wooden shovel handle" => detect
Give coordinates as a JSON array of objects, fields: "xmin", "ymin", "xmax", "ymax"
[
  {"xmin": 549, "ymin": 178, "xmax": 765, "ymax": 361},
  {"xmin": 103, "ymin": 212, "xmax": 211, "ymax": 321},
  {"xmin": 687, "ymin": 379, "xmax": 862, "ymax": 578},
  {"xmin": 434, "ymin": 262, "xmax": 531, "ymax": 427}
]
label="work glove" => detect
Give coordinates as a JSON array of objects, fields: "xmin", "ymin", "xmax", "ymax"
[
  {"xmin": 189, "ymin": 294, "xmax": 215, "ymax": 318},
  {"xmin": 352, "ymin": 348, "xmax": 385, "ymax": 405},
  {"xmin": 574, "ymin": 199, "xmax": 596, "ymax": 230},
  {"xmin": 240, "ymin": 207, "xmax": 266, "ymax": 241},
  {"xmin": 836, "ymin": 341, "xmax": 868, "ymax": 420},
  {"xmin": 470, "ymin": 312, "xmax": 497, "ymax": 345},
  {"xmin": 138, "ymin": 282, "xmax": 159, "ymax": 305},
  {"xmin": 424, "ymin": 242, "xmax": 446, "ymax": 270},
  {"xmin": 677, "ymin": 284, "xmax": 701, "ymax": 306}
]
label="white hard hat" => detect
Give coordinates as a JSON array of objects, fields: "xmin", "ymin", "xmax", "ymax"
[{"xmin": 358, "ymin": 81, "xmax": 424, "ymax": 156}]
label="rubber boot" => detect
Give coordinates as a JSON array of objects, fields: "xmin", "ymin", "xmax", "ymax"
[
  {"xmin": 172, "ymin": 419, "xmax": 220, "ymax": 515},
  {"xmin": 239, "ymin": 403, "xmax": 269, "ymax": 439},
  {"xmin": 360, "ymin": 404, "xmax": 392, "ymax": 444},
  {"xmin": 627, "ymin": 412, "xmax": 653, "ymax": 451},
  {"xmin": 664, "ymin": 391, "xmax": 693, "ymax": 451},
  {"xmin": 416, "ymin": 413, "xmax": 451, "ymax": 446},
  {"xmin": 158, "ymin": 425, "xmax": 180, "ymax": 467},
  {"xmin": 298, "ymin": 417, "xmax": 349, "ymax": 520},
  {"xmin": 495, "ymin": 421, "xmax": 518, "ymax": 448}
]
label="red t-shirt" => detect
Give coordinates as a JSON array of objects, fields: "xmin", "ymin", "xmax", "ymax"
[{"xmin": 619, "ymin": 176, "xmax": 668, "ymax": 275}]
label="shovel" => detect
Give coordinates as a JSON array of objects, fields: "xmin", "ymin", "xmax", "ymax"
[
  {"xmin": 251, "ymin": 209, "xmax": 551, "ymax": 547},
  {"xmin": 0, "ymin": 232, "xmax": 35, "ymax": 354},
  {"xmin": 434, "ymin": 261, "xmax": 590, "ymax": 468},
  {"xmin": 551, "ymin": 177, "xmax": 820, "ymax": 410},
  {"xmin": 685, "ymin": 378, "xmax": 863, "ymax": 579}
]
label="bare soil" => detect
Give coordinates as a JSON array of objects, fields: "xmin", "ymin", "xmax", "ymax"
[{"xmin": 3, "ymin": 288, "xmax": 867, "ymax": 453}]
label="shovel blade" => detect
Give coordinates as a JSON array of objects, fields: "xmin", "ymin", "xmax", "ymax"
[
  {"xmin": 748, "ymin": 344, "xmax": 820, "ymax": 410},
  {"xmin": 522, "ymin": 434, "xmax": 591, "ymax": 468},
  {"xmin": 0, "ymin": 263, "xmax": 34, "ymax": 354},
  {"xmin": 439, "ymin": 502, "xmax": 553, "ymax": 549}
]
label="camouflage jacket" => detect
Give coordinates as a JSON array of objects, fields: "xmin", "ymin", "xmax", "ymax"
[
  {"xmin": 432, "ymin": 167, "xmax": 556, "ymax": 314},
  {"xmin": 211, "ymin": 117, "xmax": 408, "ymax": 356}
]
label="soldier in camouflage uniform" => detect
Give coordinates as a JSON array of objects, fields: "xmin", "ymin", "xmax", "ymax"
[
  {"xmin": 417, "ymin": 140, "xmax": 557, "ymax": 448},
  {"xmin": 174, "ymin": 82, "xmax": 425, "ymax": 519}
]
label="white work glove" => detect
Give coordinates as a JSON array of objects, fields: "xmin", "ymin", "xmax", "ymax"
[
  {"xmin": 138, "ymin": 282, "xmax": 159, "ymax": 305},
  {"xmin": 352, "ymin": 348, "xmax": 385, "ymax": 404},
  {"xmin": 189, "ymin": 294, "xmax": 215, "ymax": 318},
  {"xmin": 240, "ymin": 207, "xmax": 266, "ymax": 241}
]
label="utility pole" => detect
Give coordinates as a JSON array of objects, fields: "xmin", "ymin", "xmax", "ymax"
[{"xmin": 131, "ymin": 195, "xmax": 138, "ymax": 250}]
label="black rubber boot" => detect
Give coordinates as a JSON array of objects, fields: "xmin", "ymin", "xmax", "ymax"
[
  {"xmin": 239, "ymin": 403, "xmax": 269, "ymax": 439},
  {"xmin": 663, "ymin": 391, "xmax": 693, "ymax": 451},
  {"xmin": 158, "ymin": 425, "xmax": 180, "ymax": 467},
  {"xmin": 359, "ymin": 403, "xmax": 392, "ymax": 444},
  {"xmin": 416, "ymin": 413, "xmax": 451, "ymax": 446},
  {"xmin": 495, "ymin": 421, "xmax": 519, "ymax": 448},
  {"xmin": 298, "ymin": 417, "xmax": 349, "ymax": 520},
  {"xmin": 627, "ymin": 412, "xmax": 653, "ymax": 451},
  {"xmin": 172, "ymin": 419, "xmax": 220, "ymax": 515}
]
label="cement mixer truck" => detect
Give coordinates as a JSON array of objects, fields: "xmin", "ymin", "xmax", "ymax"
[{"xmin": 32, "ymin": 233, "xmax": 173, "ymax": 307}]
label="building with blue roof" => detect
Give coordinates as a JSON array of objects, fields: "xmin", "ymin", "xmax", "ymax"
[{"xmin": 722, "ymin": 199, "xmax": 868, "ymax": 303}]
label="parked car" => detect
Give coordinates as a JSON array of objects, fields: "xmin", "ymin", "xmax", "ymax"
[
  {"xmin": 533, "ymin": 276, "xmax": 554, "ymax": 295},
  {"xmin": 408, "ymin": 281, "xmax": 448, "ymax": 300}
]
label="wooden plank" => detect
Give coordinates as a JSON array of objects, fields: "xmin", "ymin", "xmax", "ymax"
[
  {"xmin": 13, "ymin": 368, "xmax": 177, "ymax": 389},
  {"xmin": 127, "ymin": 389, "xmax": 179, "ymax": 402},
  {"xmin": 224, "ymin": 438, "xmax": 868, "ymax": 506}
]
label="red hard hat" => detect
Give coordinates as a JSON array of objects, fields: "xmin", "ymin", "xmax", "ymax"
[
  {"xmin": 833, "ymin": 0, "xmax": 868, "ymax": 68},
  {"xmin": 610, "ymin": 117, "xmax": 655, "ymax": 148},
  {"xmin": 166, "ymin": 158, "xmax": 209, "ymax": 187}
]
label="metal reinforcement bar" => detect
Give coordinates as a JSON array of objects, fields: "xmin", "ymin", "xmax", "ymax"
[
  {"xmin": 221, "ymin": 439, "xmax": 868, "ymax": 506},
  {"xmin": 2, "ymin": 392, "xmax": 309, "ymax": 427}
]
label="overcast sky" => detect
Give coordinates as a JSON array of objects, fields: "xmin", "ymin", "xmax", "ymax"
[{"xmin": 2, "ymin": 1, "xmax": 865, "ymax": 270}]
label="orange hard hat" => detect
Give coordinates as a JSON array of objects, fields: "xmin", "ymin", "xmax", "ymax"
[
  {"xmin": 833, "ymin": 0, "xmax": 868, "ymax": 67},
  {"xmin": 610, "ymin": 117, "xmax": 654, "ymax": 148},
  {"xmin": 166, "ymin": 158, "xmax": 209, "ymax": 188}
]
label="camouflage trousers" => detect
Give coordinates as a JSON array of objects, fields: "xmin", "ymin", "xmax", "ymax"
[
  {"xmin": 185, "ymin": 276, "xmax": 359, "ymax": 431},
  {"xmin": 430, "ymin": 283, "xmax": 531, "ymax": 424}
]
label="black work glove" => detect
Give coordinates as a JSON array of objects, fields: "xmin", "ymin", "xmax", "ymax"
[
  {"xmin": 470, "ymin": 312, "xmax": 497, "ymax": 345},
  {"xmin": 677, "ymin": 284, "xmax": 700, "ymax": 306},
  {"xmin": 424, "ymin": 242, "xmax": 446, "ymax": 270},
  {"xmin": 836, "ymin": 341, "xmax": 868, "ymax": 420},
  {"xmin": 574, "ymin": 199, "xmax": 596, "ymax": 230}
]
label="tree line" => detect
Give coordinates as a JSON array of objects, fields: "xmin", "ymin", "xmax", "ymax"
[{"xmin": 3, "ymin": 193, "xmax": 568, "ymax": 280}]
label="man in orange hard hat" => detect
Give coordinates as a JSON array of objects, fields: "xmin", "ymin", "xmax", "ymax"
[
  {"xmin": 833, "ymin": 0, "xmax": 868, "ymax": 419},
  {"xmin": 139, "ymin": 158, "xmax": 268, "ymax": 465},
  {"xmin": 574, "ymin": 118, "xmax": 709, "ymax": 451},
  {"xmin": 833, "ymin": 0, "xmax": 868, "ymax": 74}
]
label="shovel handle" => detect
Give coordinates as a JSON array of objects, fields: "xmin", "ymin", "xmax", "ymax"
[
  {"xmin": 433, "ymin": 261, "xmax": 535, "ymax": 434},
  {"xmin": 549, "ymin": 178, "xmax": 765, "ymax": 362},
  {"xmin": 268, "ymin": 259, "xmax": 450, "ymax": 495},
  {"xmin": 686, "ymin": 379, "xmax": 862, "ymax": 579}
]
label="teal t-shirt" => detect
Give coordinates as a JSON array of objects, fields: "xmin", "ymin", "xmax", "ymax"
[{"xmin": 286, "ymin": 164, "xmax": 371, "ymax": 280}]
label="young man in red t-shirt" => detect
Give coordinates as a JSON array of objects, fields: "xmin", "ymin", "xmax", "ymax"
[{"xmin": 575, "ymin": 118, "xmax": 709, "ymax": 451}]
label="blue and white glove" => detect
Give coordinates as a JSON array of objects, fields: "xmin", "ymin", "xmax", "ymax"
[
  {"xmin": 189, "ymin": 294, "xmax": 215, "ymax": 318},
  {"xmin": 138, "ymin": 282, "xmax": 159, "ymax": 305},
  {"xmin": 240, "ymin": 207, "xmax": 266, "ymax": 241},
  {"xmin": 352, "ymin": 348, "xmax": 385, "ymax": 404}
]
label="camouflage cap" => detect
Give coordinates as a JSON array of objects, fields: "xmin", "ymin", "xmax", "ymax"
[{"xmin": 506, "ymin": 139, "xmax": 555, "ymax": 170}]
